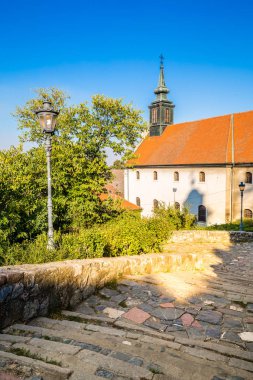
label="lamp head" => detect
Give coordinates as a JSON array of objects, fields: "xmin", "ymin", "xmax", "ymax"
[
  {"xmin": 239, "ymin": 182, "xmax": 246, "ymax": 192},
  {"xmin": 35, "ymin": 100, "xmax": 59, "ymax": 133}
]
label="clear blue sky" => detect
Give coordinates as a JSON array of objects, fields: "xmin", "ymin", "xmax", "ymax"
[{"xmin": 1, "ymin": 0, "xmax": 253, "ymax": 150}]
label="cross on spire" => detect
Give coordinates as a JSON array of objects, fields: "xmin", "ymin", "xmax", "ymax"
[
  {"xmin": 156, "ymin": 54, "xmax": 167, "ymax": 93},
  {"xmin": 159, "ymin": 54, "xmax": 164, "ymax": 67}
]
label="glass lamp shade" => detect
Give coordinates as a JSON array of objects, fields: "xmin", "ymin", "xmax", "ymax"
[
  {"xmin": 35, "ymin": 101, "xmax": 59, "ymax": 133},
  {"xmin": 239, "ymin": 182, "xmax": 245, "ymax": 192}
]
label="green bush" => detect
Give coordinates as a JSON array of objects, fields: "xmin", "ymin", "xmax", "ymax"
[
  {"xmin": 205, "ymin": 219, "xmax": 253, "ymax": 232},
  {"xmin": 100, "ymin": 213, "xmax": 169, "ymax": 257},
  {"xmin": 59, "ymin": 229, "xmax": 106, "ymax": 259},
  {"xmin": 1, "ymin": 206, "xmax": 196, "ymax": 266},
  {"xmin": 153, "ymin": 203, "xmax": 196, "ymax": 230}
]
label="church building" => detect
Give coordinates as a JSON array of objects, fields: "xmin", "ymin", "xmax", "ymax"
[{"xmin": 124, "ymin": 58, "xmax": 253, "ymax": 225}]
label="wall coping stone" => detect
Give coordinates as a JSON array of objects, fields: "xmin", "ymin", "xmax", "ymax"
[{"xmin": 169, "ymin": 230, "xmax": 253, "ymax": 243}]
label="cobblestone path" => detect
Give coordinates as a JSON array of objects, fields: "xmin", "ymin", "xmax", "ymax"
[{"xmin": 1, "ymin": 242, "xmax": 253, "ymax": 379}]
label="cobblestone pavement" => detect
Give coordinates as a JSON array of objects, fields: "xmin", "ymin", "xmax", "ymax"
[{"xmin": 0, "ymin": 242, "xmax": 253, "ymax": 379}]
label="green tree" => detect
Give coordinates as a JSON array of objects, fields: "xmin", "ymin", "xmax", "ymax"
[{"xmin": 0, "ymin": 88, "xmax": 146, "ymax": 243}]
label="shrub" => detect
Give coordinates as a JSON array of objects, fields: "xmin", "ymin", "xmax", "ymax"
[
  {"xmin": 153, "ymin": 203, "xmax": 196, "ymax": 230},
  {"xmin": 1, "ymin": 207, "xmax": 196, "ymax": 266},
  {"xmin": 205, "ymin": 219, "xmax": 253, "ymax": 232}
]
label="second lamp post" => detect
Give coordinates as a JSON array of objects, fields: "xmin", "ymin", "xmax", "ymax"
[
  {"xmin": 36, "ymin": 101, "xmax": 59, "ymax": 249},
  {"xmin": 239, "ymin": 181, "xmax": 245, "ymax": 232}
]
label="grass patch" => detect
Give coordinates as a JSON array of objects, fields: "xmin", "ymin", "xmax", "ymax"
[
  {"xmin": 233, "ymin": 300, "xmax": 246, "ymax": 308},
  {"xmin": 42, "ymin": 335, "xmax": 52, "ymax": 341},
  {"xmin": 63, "ymin": 315, "xmax": 87, "ymax": 323},
  {"xmin": 49, "ymin": 311, "xmax": 64, "ymax": 320},
  {"xmin": 148, "ymin": 364, "xmax": 164, "ymax": 374},
  {"xmin": 203, "ymin": 219, "xmax": 253, "ymax": 232},
  {"xmin": 9, "ymin": 347, "xmax": 62, "ymax": 367},
  {"xmin": 119, "ymin": 300, "xmax": 127, "ymax": 308},
  {"xmin": 10, "ymin": 329, "xmax": 32, "ymax": 337},
  {"xmin": 105, "ymin": 279, "xmax": 118, "ymax": 290}
]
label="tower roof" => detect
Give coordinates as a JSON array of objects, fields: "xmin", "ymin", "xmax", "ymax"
[{"xmin": 154, "ymin": 55, "xmax": 169, "ymax": 100}]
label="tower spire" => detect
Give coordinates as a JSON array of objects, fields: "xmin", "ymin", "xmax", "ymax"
[
  {"xmin": 154, "ymin": 54, "xmax": 169, "ymax": 101},
  {"xmin": 148, "ymin": 55, "xmax": 175, "ymax": 136}
]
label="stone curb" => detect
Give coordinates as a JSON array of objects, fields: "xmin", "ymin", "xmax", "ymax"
[{"xmin": 0, "ymin": 350, "xmax": 72, "ymax": 379}]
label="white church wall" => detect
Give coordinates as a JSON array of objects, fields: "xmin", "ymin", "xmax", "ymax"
[
  {"xmin": 124, "ymin": 167, "xmax": 227, "ymax": 225},
  {"xmin": 232, "ymin": 167, "xmax": 253, "ymax": 221}
]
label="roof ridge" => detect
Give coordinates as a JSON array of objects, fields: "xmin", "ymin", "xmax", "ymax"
[
  {"xmin": 168, "ymin": 109, "xmax": 253, "ymax": 129},
  {"xmin": 225, "ymin": 114, "xmax": 233, "ymax": 164}
]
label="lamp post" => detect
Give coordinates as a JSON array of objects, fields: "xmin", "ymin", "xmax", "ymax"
[
  {"xmin": 173, "ymin": 188, "xmax": 177, "ymax": 205},
  {"xmin": 239, "ymin": 181, "xmax": 245, "ymax": 232},
  {"xmin": 35, "ymin": 101, "xmax": 59, "ymax": 249}
]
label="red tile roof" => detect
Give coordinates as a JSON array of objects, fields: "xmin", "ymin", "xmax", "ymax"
[
  {"xmin": 99, "ymin": 193, "xmax": 141, "ymax": 211},
  {"xmin": 131, "ymin": 110, "xmax": 253, "ymax": 166}
]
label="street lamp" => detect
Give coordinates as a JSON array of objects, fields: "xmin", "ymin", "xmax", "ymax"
[
  {"xmin": 173, "ymin": 188, "xmax": 177, "ymax": 205},
  {"xmin": 35, "ymin": 101, "xmax": 59, "ymax": 249},
  {"xmin": 238, "ymin": 181, "xmax": 245, "ymax": 232}
]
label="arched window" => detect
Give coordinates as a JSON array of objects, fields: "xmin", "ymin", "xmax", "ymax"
[
  {"xmin": 245, "ymin": 172, "xmax": 252, "ymax": 184},
  {"xmin": 136, "ymin": 197, "xmax": 141, "ymax": 207},
  {"xmin": 175, "ymin": 202, "xmax": 180, "ymax": 210},
  {"xmin": 198, "ymin": 205, "xmax": 206, "ymax": 222},
  {"xmin": 152, "ymin": 108, "xmax": 157, "ymax": 123},
  {"xmin": 199, "ymin": 171, "xmax": 205, "ymax": 182},
  {"xmin": 244, "ymin": 209, "xmax": 253, "ymax": 219},
  {"xmin": 136, "ymin": 171, "xmax": 140, "ymax": 180},
  {"xmin": 165, "ymin": 108, "xmax": 170, "ymax": 123},
  {"xmin": 153, "ymin": 171, "xmax": 158, "ymax": 180},
  {"xmin": 174, "ymin": 171, "xmax": 179, "ymax": 181},
  {"xmin": 153, "ymin": 199, "xmax": 159, "ymax": 209}
]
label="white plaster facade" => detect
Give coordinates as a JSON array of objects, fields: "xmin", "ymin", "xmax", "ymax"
[{"xmin": 124, "ymin": 166, "xmax": 253, "ymax": 225}]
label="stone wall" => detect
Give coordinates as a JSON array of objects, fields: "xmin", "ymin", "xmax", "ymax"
[
  {"xmin": 169, "ymin": 230, "xmax": 253, "ymax": 243},
  {"xmin": 1, "ymin": 229, "xmax": 252, "ymax": 329},
  {"xmin": 0, "ymin": 251, "xmax": 203, "ymax": 329}
]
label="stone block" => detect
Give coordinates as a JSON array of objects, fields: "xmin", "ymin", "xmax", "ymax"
[
  {"xmin": 6, "ymin": 271, "xmax": 24, "ymax": 283},
  {"xmin": 70, "ymin": 290, "xmax": 82, "ymax": 308},
  {"xmin": 182, "ymin": 346, "xmax": 228, "ymax": 363},
  {"xmin": 23, "ymin": 300, "xmax": 40, "ymax": 320},
  {"xmin": 196, "ymin": 310, "xmax": 222, "ymax": 324},
  {"xmin": 123, "ymin": 307, "xmax": 150, "ymax": 324},
  {"xmin": 86, "ymin": 324, "xmax": 125, "ymax": 337},
  {"xmin": 247, "ymin": 304, "xmax": 253, "ymax": 313},
  {"xmin": 0, "ymin": 285, "xmax": 12, "ymax": 302},
  {"xmin": 0, "ymin": 274, "xmax": 7, "ymax": 286},
  {"xmin": 12, "ymin": 283, "xmax": 24, "ymax": 299},
  {"xmin": 160, "ymin": 302, "xmax": 174, "ymax": 308},
  {"xmin": 180, "ymin": 313, "xmax": 194, "ymax": 327},
  {"xmin": 229, "ymin": 357, "xmax": 253, "ymax": 372},
  {"xmin": 103, "ymin": 307, "xmax": 125, "ymax": 319},
  {"xmin": 239, "ymin": 331, "xmax": 253, "ymax": 342}
]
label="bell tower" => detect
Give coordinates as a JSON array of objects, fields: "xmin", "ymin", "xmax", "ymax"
[{"xmin": 149, "ymin": 55, "xmax": 175, "ymax": 136}]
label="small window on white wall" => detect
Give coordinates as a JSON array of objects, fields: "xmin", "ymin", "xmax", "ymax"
[
  {"xmin": 136, "ymin": 197, "xmax": 141, "ymax": 207},
  {"xmin": 244, "ymin": 209, "xmax": 253, "ymax": 219},
  {"xmin": 199, "ymin": 171, "xmax": 205, "ymax": 182},
  {"xmin": 174, "ymin": 171, "xmax": 179, "ymax": 181},
  {"xmin": 136, "ymin": 171, "xmax": 140, "ymax": 180},
  {"xmin": 153, "ymin": 171, "xmax": 158, "ymax": 180},
  {"xmin": 246, "ymin": 172, "xmax": 252, "ymax": 184},
  {"xmin": 198, "ymin": 205, "xmax": 206, "ymax": 222}
]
